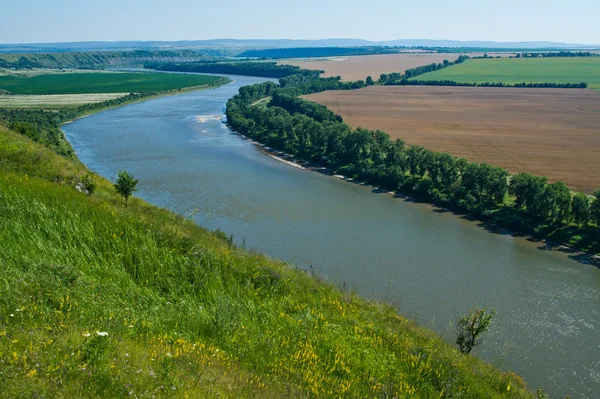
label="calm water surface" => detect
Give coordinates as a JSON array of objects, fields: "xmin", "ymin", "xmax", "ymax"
[{"xmin": 63, "ymin": 75, "xmax": 600, "ymax": 398}]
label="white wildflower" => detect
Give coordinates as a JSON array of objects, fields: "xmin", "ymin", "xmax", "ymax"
[
  {"xmin": 82, "ymin": 332, "xmax": 91, "ymax": 337},
  {"xmin": 96, "ymin": 331, "xmax": 109, "ymax": 337}
]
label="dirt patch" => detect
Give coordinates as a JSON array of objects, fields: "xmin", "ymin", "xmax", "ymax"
[{"xmin": 304, "ymin": 86, "xmax": 600, "ymax": 193}]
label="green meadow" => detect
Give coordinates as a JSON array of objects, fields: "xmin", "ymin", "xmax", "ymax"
[
  {"xmin": 0, "ymin": 121, "xmax": 533, "ymax": 397},
  {"xmin": 412, "ymin": 58, "xmax": 600, "ymax": 89},
  {"xmin": 0, "ymin": 72, "xmax": 224, "ymax": 95}
]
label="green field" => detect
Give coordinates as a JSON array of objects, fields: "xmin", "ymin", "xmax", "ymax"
[
  {"xmin": 412, "ymin": 58, "xmax": 600, "ymax": 88},
  {"xmin": 0, "ymin": 72, "xmax": 224, "ymax": 95}
]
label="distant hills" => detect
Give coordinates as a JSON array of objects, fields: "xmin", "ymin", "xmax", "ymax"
[{"xmin": 1, "ymin": 38, "xmax": 598, "ymax": 54}]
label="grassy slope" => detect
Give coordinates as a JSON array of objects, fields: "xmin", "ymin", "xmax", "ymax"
[
  {"xmin": 0, "ymin": 125, "xmax": 533, "ymax": 398},
  {"xmin": 0, "ymin": 73, "xmax": 223, "ymax": 95},
  {"xmin": 412, "ymin": 58, "xmax": 600, "ymax": 89}
]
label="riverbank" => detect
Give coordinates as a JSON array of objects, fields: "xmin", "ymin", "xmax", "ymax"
[
  {"xmin": 0, "ymin": 107, "xmax": 534, "ymax": 397},
  {"xmin": 59, "ymin": 74, "xmax": 600, "ymax": 397},
  {"xmin": 60, "ymin": 77, "xmax": 232, "ymax": 125},
  {"xmin": 232, "ymin": 128, "xmax": 600, "ymax": 267}
]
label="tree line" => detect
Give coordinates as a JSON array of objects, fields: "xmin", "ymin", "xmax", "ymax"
[
  {"xmin": 390, "ymin": 80, "xmax": 588, "ymax": 88},
  {"xmin": 150, "ymin": 61, "xmax": 323, "ymax": 79},
  {"xmin": 237, "ymin": 46, "xmax": 401, "ymax": 59},
  {"xmin": 517, "ymin": 51, "xmax": 599, "ymax": 58},
  {"xmin": 378, "ymin": 55, "xmax": 469, "ymax": 84},
  {"xmin": 226, "ymin": 75, "xmax": 600, "ymax": 240}
]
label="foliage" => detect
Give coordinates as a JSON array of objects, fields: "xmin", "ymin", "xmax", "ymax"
[
  {"xmin": 394, "ymin": 80, "xmax": 587, "ymax": 89},
  {"xmin": 518, "ymin": 51, "xmax": 600, "ymax": 58},
  {"xmin": 571, "ymin": 193, "xmax": 591, "ymax": 226},
  {"xmin": 0, "ymin": 122, "xmax": 534, "ymax": 398},
  {"xmin": 0, "ymin": 49, "xmax": 210, "ymax": 69},
  {"xmin": 409, "ymin": 58, "xmax": 600, "ymax": 89},
  {"xmin": 456, "ymin": 308, "xmax": 496, "ymax": 354},
  {"xmin": 237, "ymin": 46, "xmax": 401, "ymax": 59},
  {"xmin": 226, "ymin": 75, "xmax": 600, "ymax": 254},
  {"xmin": 113, "ymin": 170, "xmax": 139, "ymax": 205},
  {"xmin": 0, "ymin": 72, "xmax": 227, "ymax": 95},
  {"xmin": 150, "ymin": 61, "xmax": 322, "ymax": 79},
  {"xmin": 379, "ymin": 55, "xmax": 469, "ymax": 84}
]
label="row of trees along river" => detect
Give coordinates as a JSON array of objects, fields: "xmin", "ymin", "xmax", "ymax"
[{"xmin": 226, "ymin": 74, "xmax": 599, "ymax": 253}]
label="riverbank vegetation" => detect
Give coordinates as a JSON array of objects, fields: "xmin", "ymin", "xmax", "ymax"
[
  {"xmin": 151, "ymin": 61, "xmax": 322, "ymax": 79},
  {"xmin": 227, "ymin": 77, "xmax": 600, "ymax": 255},
  {"xmin": 0, "ymin": 118, "xmax": 534, "ymax": 397}
]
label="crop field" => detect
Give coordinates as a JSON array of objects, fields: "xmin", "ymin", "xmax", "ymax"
[
  {"xmin": 412, "ymin": 58, "xmax": 600, "ymax": 89},
  {"xmin": 0, "ymin": 93, "xmax": 127, "ymax": 109},
  {"xmin": 0, "ymin": 72, "xmax": 224, "ymax": 95},
  {"xmin": 281, "ymin": 54, "xmax": 462, "ymax": 81},
  {"xmin": 304, "ymin": 86, "xmax": 600, "ymax": 193}
]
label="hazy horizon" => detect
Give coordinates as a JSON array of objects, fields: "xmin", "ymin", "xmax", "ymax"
[{"xmin": 2, "ymin": 0, "xmax": 599, "ymax": 45}]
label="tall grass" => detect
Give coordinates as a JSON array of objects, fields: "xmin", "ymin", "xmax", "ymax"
[{"xmin": 0, "ymin": 126, "xmax": 533, "ymax": 397}]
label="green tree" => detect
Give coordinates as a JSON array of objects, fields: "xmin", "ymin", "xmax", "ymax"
[
  {"xmin": 365, "ymin": 76, "xmax": 374, "ymax": 86},
  {"xmin": 456, "ymin": 307, "xmax": 496, "ymax": 354},
  {"xmin": 547, "ymin": 181, "xmax": 571, "ymax": 223},
  {"xmin": 571, "ymin": 193, "xmax": 590, "ymax": 226},
  {"xmin": 114, "ymin": 170, "xmax": 139, "ymax": 206},
  {"xmin": 591, "ymin": 191, "xmax": 600, "ymax": 226}
]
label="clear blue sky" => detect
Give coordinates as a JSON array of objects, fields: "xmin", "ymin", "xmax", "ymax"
[{"xmin": 2, "ymin": 0, "xmax": 599, "ymax": 44}]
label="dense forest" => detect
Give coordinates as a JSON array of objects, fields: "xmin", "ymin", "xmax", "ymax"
[
  {"xmin": 226, "ymin": 75, "xmax": 600, "ymax": 250},
  {"xmin": 0, "ymin": 50, "xmax": 210, "ymax": 69},
  {"xmin": 237, "ymin": 46, "xmax": 404, "ymax": 59},
  {"xmin": 150, "ymin": 61, "xmax": 323, "ymax": 79}
]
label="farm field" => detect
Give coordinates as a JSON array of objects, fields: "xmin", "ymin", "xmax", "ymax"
[
  {"xmin": 0, "ymin": 93, "xmax": 127, "ymax": 109},
  {"xmin": 281, "ymin": 54, "xmax": 462, "ymax": 81},
  {"xmin": 412, "ymin": 58, "xmax": 600, "ymax": 89},
  {"xmin": 0, "ymin": 72, "xmax": 224, "ymax": 95},
  {"xmin": 281, "ymin": 53, "xmax": 515, "ymax": 81},
  {"xmin": 304, "ymin": 86, "xmax": 600, "ymax": 193}
]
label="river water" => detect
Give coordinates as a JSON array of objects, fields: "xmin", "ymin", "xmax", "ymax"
[{"xmin": 62, "ymin": 75, "xmax": 600, "ymax": 397}]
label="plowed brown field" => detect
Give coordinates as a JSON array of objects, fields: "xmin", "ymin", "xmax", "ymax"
[
  {"xmin": 304, "ymin": 86, "xmax": 600, "ymax": 193},
  {"xmin": 282, "ymin": 54, "xmax": 462, "ymax": 81}
]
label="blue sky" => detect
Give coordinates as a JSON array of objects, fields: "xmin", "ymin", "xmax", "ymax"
[{"xmin": 2, "ymin": 0, "xmax": 599, "ymax": 44}]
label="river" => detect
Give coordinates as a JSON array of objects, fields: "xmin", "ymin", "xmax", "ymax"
[{"xmin": 62, "ymin": 75, "xmax": 600, "ymax": 398}]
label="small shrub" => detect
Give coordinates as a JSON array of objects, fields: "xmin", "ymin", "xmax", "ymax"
[{"xmin": 456, "ymin": 307, "xmax": 495, "ymax": 354}]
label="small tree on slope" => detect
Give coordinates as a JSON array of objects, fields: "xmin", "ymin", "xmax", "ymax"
[
  {"xmin": 456, "ymin": 307, "xmax": 495, "ymax": 354},
  {"xmin": 114, "ymin": 170, "xmax": 139, "ymax": 206}
]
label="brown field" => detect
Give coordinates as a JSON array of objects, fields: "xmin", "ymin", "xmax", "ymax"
[
  {"xmin": 304, "ymin": 86, "xmax": 600, "ymax": 193},
  {"xmin": 281, "ymin": 53, "xmax": 513, "ymax": 81}
]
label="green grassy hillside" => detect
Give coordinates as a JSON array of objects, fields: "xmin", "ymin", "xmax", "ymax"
[
  {"xmin": 412, "ymin": 58, "xmax": 600, "ymax": 88},
  {"xmin": 0, "ymin": 72, "xmax": 224, "ymax": 95},
  {"xmin": 0, "ymin": 124, "xmax": 533, "ymax": 398}
]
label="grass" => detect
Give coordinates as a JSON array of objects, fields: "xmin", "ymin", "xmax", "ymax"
[
  {"xmin": 412, "ymin": 58, "xmax": 600, "ymax": 89},
  {"xmin": 0, "ymin": 124, "xmax": 534, "ymax": 397},
  {"xmin": 0, "ymin": 72, "xmax": 224, "ymax": 95}
]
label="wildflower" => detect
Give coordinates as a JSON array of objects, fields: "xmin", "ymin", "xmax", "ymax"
[
  {"xmin": 96, "ymin": 331, "xmax": 109, "ymax": 337},
  {"xmin": 82, "ymin": 332, "xmax": 91, "ymax": 338},
  {"xmin": 9, "ymin": 314, "xmax": 14, "ymax": 317},
  {"xmin": 166, "ymin": 352, "xmax": 172, "ymax": 358},
  {"xmin": 26, "ymin": 369, "xmax": 37, "ymax": 378},
  {"xmin": 507, "ymin": 384, "xmax": 511, "ymax": 391}
]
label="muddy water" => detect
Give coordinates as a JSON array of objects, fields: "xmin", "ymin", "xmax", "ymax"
[{"xmin": 62, "ymin": 75, "xmax": 600, "ymax": 398}]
